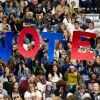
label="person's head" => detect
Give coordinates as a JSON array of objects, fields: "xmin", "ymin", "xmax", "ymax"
[
  {"xmin": 63, "ymin": 30, "xmax": 70, "ymax": 39},
  {"xmin": 39, "ymin": 75, "xmax": 46, "ymax": 84},
  {"xmin": 56, "ymin": 80, "xmax": 66, "ymax": 90},
  {"xmin": 52, "ymin": 65, "xmax": 59, "ymax": 73},
  {"xmin": 8, "ymin": 74, "xmax": 15, "ymax": 82},
  {"xmin": 19, "ymin": 1, "xmax": 25, "ymax": 8},
  {"xmin": 46, "ymin": 84, "xmax": 53, "ymax": 92},
  {"xmin": 69, "ymin": 65, "xmax": 76, "ymax": 73},
  {"xmin": 2, "ymin": 16, "xmax": 7, "ymax": 24},
  {"xmin": 59, "ymin": 23, "xmax": 66, "ymax": 32},
  {"xmin": 88, "ymin": 22, "xmax": 94, "ymax": 30},
  {"xmin": 56, "ymin": 41, "xmax": 63, "ymax": 50},
  {"xmin": 53, "ymin": 60, "xmax": 58, "ymax": 65},
  {"xmin": 74, "ymin": 21, "xmax": 80, "ymax": 29},
  {"xmin": 28, "ymin": 75, "xmax": 36, "ymax": 83},
  {"xmin": 92, "ymin": 83, "xmax": 100, "ymax": 92},
  {"xmin": 71, "ymin": 1, "xmax": 76, "ymax": 7},
  {"xmin": 8, "ymin": 1, "xmax": 14, "ymax": 8},
  {"xmin": 85, "ymin": 19, "xmax": 91, "ymax": 26},
  {"xmin": 13, "ymin": 82, "xmax": 19, "ymax": 91},
  {"xmin": 64, "ymin": 56, "xmax": 71, "ymax": 64},
  {"xmin": 67, "ymin": 41, "xmax": 72, "ymax": 49},
  {"xmin": 29, "ymin": 84, "xmax": 35, "ymax": 92},
  {"xmin": 78, "ymin": 85, "xmax": 86, "ymax": 93},
  {"xmin": 4, "ymin": 67, "xmax": 10, "ymax": 76},
  {"xmin": 46, "ymin": 0, "xmax": 52, "ymax": 8},
  {"xmin": 12, "ymin": 93, "xmax": 21, "ymax": 100},
  {"xmin": 60, "ymin": 0, "xmax": 66, "ymax": 6},
  {"xmin": 81, "ymin": 12, "xmax": 86, "ymax": 19},
  {"xmin": 95, "ymin": 55, "xmax": 100, "ymax": 64},
  {"xmin": 90, "ymin": 73, "xmax": 97, "ymax": 80},
  {"xmin": 26, "ymin": 11, "xmax": 33, "ymax": 19}
]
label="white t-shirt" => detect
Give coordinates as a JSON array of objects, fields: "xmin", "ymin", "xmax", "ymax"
[
  {"xmin": 37, "ymin": 81, "xmax": 52, "ymax": 92},
  {"xmin": 24, "ymin": 90, "xmax": 42, "ymax": 100},
  {"xmin": 48, "ymin": 73, "xmax": 62, "ymax": 83},
  {"xmin": 85, "ymin": 29, "xmax": 95, "ymax": 33}
]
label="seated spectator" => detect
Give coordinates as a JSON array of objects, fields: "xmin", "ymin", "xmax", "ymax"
[
  {"xmin": 85, "ymin": 22, "xmax": 96, "ymax": 33},
  {"xmin": 0, "ymin": 82, "xmax": 8, "ymax": 96},
  {"xmin": 24, "ymin": 83, "xmax": 42, "ymax": 100},
  {"xmin": 64, "ymin": 65, "xmax": 81, "ymax": 88},
  {"xmin": 3, "ymin": 74, "xmax": 15, "ymax": 96},
  {"xmin": 0, "ymin": 67, "xmax": 10, "ymax": 83},
  {"xmin": 90, "ymin": 82, "xmax": 100, "ymax": 100},
  {"xmin": 20, "ymin": 75, "xmax": 36, "ymax": 93},
  {"xmin": 12, "ymin": 82, "xmax": 22, "ymax": 99},
  {"xmin": 4, "ymin": 1, "xmax": 16, "ymax": 17},
  {"xmin": 56, "ymin": 0, "xmax": 69, "ymax": 17},
  {"xmin": 53, "ymin": 80, "xmax": 67, "ymax": 100},
  {"xmin": 37, "ymin": 75, "xmax": 52, "ymax": 93},
  {"xmin": 43, "ymin": 0, "xmax": 55, "ymax": 15},
  {"xmin": 43, "ymin": 83, "xmax": 54, "ymax": 99},
  {"xmin": 48, "ymin": 65, "xmax": 62, "ymax": 85}
]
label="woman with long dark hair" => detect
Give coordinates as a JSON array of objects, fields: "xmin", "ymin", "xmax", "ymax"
[{"xmin": 48, "ymin": 65, "xmax": 62, "ymax": 85}]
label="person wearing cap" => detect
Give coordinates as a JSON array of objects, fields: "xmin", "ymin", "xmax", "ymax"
[
  {"xmin": 64, "ymin": 65, "xmax": 81, "ymax": 89},
  {"xmin": 80, "ymin": 18, "xmax": 91, "ymax": 31},
  {"xmin": 43, "ymin": 83, "xmax": 54, "ymax": 100}
]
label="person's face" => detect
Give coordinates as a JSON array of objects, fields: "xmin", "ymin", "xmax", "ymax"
[
  {"xmin": 61, "ymin": 24, "xmax": 65, "ymax": 30},
  {"xmin": 14, "ymin": 83, "xmax": 19, "ymax": 90},
  {"xmin": 47, "ymin": 86, "xmax": 52, "ymax": 91},
  {"xmin": 29, "ymin": 84, "xmax": 35, "ymax": 92},
  {"xmin": 53, "ymin": 65, "xmax": 58, "ymax": 72},
  {"xmin": 89, "ymin": 23, "xmax": 94, "ymax": 29},
  {"xmin": 93, "ymin": 83, "xmax": 100, "ymax": 91},
  {"xmin": 70, "ymin": 68, "xmax": 75, "ymax": 73},
  {"xmin": 47, "ymin": 2, "xmax": 51, "ymax": 7},
  {"xmin": 71, "ymin": 1, "xmax": 76, "ymax": 7},
  {"xmin": 60, "ymin": 0, "xmax": 65, "ymax": 6},
  {"xmin": 5, "ymin": 67, "xmax": 10, "ymax": 74},
  {"xmin": 74, "ymin": 23, "xmax": 79, "ymax": 29},
  {"xmin": 20, "ymin": 1, "xmax": 25, "ymax": 7},
  {"xmin": 39, "ymin": 75, "xmax": 46, "ymax": 84},
  {"xmin": 2, "ymin": 18, "xmax": 7, "ymax": 24},
  {"xmin": 91, "ymin": 74, "xmax": 97, "ymax": 80},
  {"xmin": 59, "ymin": 43, "xmax": 62, "ymax": 49},
  {"xmin": 63, "ymin": 30, "xmax": 68, "ymax": 38},
  {"xmin": 81, "ymin": 14, "xmax": 86, "ymax": 19},
  {"xmin": 29, "ymin": 75, "xmax": 35, "ymax": 83},
  {"xmin": 10, "ymin": 2, "xmax": 13, "ymax": 7},
  {"xmin": 10, "ymin": 75, "xmax": 15, "ymax": 82},
  {"xmin": 0, "ymin": 83, "xmax": 3, "ymax": 91},
  {"xmin": 79, "ymin": 88, "xmax": 85, "ymax": 93}
]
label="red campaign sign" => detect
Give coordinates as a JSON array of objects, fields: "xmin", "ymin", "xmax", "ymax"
[
  {"xmin": 18, "ymin": 27, "xmax": 40, "ymax": 58},
  {"xmin": 71, "ymin": 31, "xmax": 96, "ymax": 60}
]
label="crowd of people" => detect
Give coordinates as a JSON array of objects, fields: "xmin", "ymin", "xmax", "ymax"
[{"xmin": 0, "ymin": 0, "xmax": 100, "ymax": 100}]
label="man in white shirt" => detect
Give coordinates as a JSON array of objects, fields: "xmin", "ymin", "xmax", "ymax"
[{"xmin": 85, "ymin": 22, "xmax": 96, "ymax": 33}]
